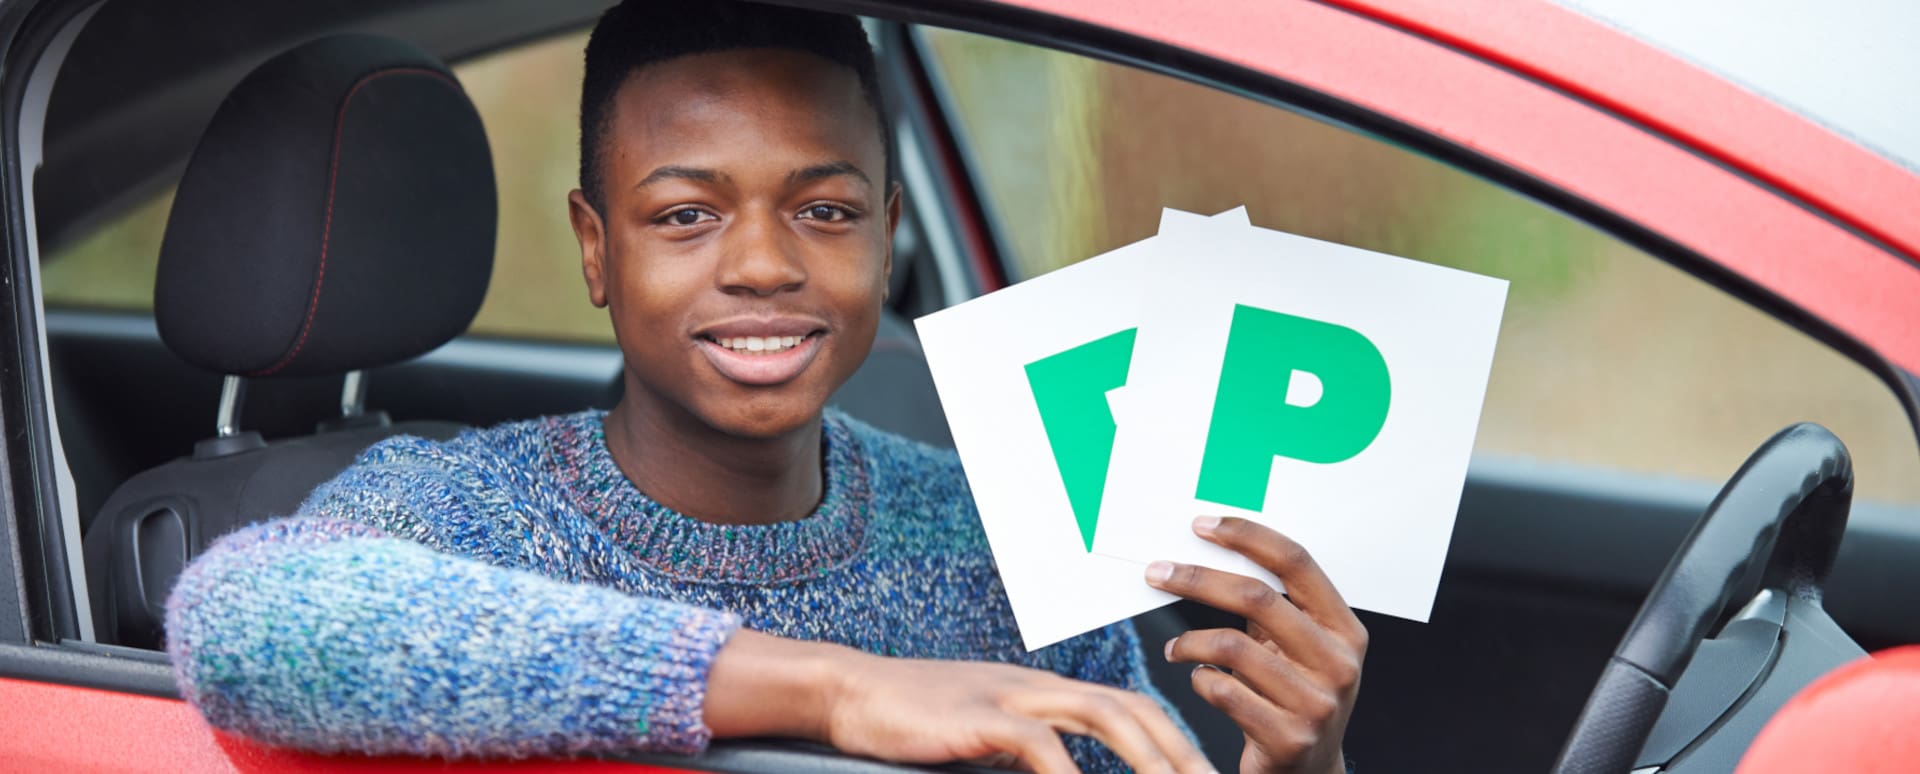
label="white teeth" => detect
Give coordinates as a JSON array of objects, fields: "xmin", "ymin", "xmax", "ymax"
[{"xmin": 713, "ymin": 334, "xmax": 808, "ymax": 355}]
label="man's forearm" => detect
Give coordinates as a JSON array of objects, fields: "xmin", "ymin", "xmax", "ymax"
[{"xmin": 166, "ymin": 517, "xmax": 741, "ymax": 757}]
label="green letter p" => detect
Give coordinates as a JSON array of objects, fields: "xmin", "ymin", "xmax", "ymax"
[{"xmin": 1195, "ymin": 305, "xmax": 1390, "ymax": 511}]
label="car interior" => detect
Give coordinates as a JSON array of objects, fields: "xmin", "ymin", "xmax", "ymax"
[{"xmin": 19, "ymin": 0, "xmax": 1920, "ymax": 771}]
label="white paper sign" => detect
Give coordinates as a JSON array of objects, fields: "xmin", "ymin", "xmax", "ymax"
[
  {"xmin": 1096, "ymin": 217, "xmax": 1507, "ymax": 623},
  {"xmin": 914, "ymin": 230, "xmax": 1177, "ymax": 651},
  {"xmin": 918, "ymin": 206, "xmax": 1505, "ymax": 649}
]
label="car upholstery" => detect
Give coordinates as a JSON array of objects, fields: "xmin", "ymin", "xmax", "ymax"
[{"xmin": 83, "ymin": 33, "xmax": 493, "ymax": 648}]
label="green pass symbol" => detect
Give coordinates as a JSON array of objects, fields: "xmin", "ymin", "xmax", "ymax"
[
  {"xmin": 1024, "ymin": 306, "xmax": 1390, "ymax": 551},
  {"xmin": 1024, "ymin": 328, "xmax": 1137, "ymax": 552}
]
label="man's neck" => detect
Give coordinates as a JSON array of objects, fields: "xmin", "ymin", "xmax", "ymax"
[{"xmin": 603, "ymin": 391, "xmax": 825, "ymax": 527}]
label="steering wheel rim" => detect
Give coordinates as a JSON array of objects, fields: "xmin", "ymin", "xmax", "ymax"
[{"xmin": 1551, "ymin": 423, "xmax": 1853, "ymax": 774}]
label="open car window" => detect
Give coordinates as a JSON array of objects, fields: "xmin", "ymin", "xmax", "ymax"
[{"xmin": 919, "ymin": 27, "xmax": 1920, "ymax": 508}]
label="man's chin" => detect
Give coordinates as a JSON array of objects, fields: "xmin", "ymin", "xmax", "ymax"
[{"xmin": 696, "ymin": 392, "xmax": 829, "ymax": 441}]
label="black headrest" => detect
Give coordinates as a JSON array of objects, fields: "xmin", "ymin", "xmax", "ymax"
[{"xmin": 155, "ymin": 34, "xmax": 495, "ymax": 378}]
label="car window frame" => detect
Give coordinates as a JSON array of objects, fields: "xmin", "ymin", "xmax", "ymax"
[{"xmin": 3, "ymin": 0, "xmax": 100, "ymax": 651}]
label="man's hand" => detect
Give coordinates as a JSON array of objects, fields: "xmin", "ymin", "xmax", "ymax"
[
  {"xmin": 1145, "ymin": 516, "xmax": 1366, "ymax": 774},
  {"xmin": 706, "ymin": 629, "xmax": 1214, "ymax": 774}
]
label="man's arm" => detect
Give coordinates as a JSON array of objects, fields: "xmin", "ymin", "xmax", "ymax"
[
  {"xmin": 166, "ymin": 436, "xmax": 1214, "ymax": 769},
  {"xmin": 167, "ymin": 432, "xmax": 748, "ymax": 756},
  {"xmin": 166, "ymin": 516, "xmax": 740, "ymax": 756},
  {"xmin": 167, "ymin": 516, "xmax": 1217, "ymax": 770}
]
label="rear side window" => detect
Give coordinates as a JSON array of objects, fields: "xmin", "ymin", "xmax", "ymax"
[
  {"xmin": 41, "ymin": 31, "xmax": 614, "ymax": 345},
  {"xmin": 40, "ymin": 189, "xmax": 170, "ymax": 311},
  {"xmin": 920, "ymin": 28, "xmax": 1920, "ymax": 507}
]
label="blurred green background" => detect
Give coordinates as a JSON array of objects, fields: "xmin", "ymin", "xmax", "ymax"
[{"xmin": 41, "ymin": 26, "xmax": 1920, "ymax": 504}]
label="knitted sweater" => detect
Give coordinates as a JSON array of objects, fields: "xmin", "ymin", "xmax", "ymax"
[{"xmin": 165, "ymin": 409, "xmax": 1185, "ymax": 770}]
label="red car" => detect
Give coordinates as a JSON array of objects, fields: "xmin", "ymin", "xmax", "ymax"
[{"xmin": 3, "ymin": 0, "xmax": 1916, "ymax": 771}]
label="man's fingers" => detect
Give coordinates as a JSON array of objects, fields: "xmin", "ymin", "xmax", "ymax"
[
  {"xmin": 1189, "ymin": 665, "xmax": 1314, "ymax": 764},
  {"xmin": 1029, "ymin": 689, "xmax": 1175, "ymax": 774},
  {"xmin": 1114, "ymin": 688, "xmax": 1214, "ymax": 774},
  {"xmin": 1193, "ymin": 517, "xmax": 1365, "ymax": 642},
  {"xmin": 1168, "ymin": 629, "xmax": 1342, "ymax": 725},
  {"xmin": 1146, "ymin": 560, "xmax": 1343, "ymax": 671},
  {"xmin": 1247, "ymin": 620, "xmax": 1281, "ymax": 651},
  {"xmin": 1191, "ymin": 517, "xmax": 1349, "ymax": 621},
  {"xmin": 984, "ymin": 719, "xmax": 1078, "ymax": 774}
]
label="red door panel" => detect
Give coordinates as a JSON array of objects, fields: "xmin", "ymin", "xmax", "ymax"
[{"xmin": 0, "ymin": 677, "xmax": 692, "ymax": 773}]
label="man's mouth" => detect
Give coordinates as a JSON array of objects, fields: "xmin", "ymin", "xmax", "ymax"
[{"xmin": 692, "ymin": 317, "xmax": 831, "ymax": 387}]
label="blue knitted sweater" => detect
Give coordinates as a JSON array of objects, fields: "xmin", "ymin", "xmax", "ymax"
[{"xmin": 165, "ymin": 409, "xmax": 1184, "ymax": 769}]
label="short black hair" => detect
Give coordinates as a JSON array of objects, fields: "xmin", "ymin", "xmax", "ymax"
[{"xmin": 579, "ymin": 0, "xmax": 890, "ymax": 213}]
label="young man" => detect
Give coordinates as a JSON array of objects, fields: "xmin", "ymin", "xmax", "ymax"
[{"xmin": 165, "ymin": 3, "xmax": 1366, "ymax": 773}]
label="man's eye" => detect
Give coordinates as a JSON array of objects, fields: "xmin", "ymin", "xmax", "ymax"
[
  {"xmin": 801, "ymin": 204, "xmax": 851, "ymax": 222},
  {"xmin": 663, "ymin": 208, "xmax": 714, "ymax": 226}
]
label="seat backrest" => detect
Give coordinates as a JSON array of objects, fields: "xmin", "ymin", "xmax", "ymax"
[{"xmin": 84, "ymin": 34, "xmax": 496, "ymax": 648}]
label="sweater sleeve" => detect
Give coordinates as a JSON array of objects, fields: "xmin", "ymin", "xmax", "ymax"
[{"xmin": 163, "ymin": 438, "xmax": 743, "ymax": 758}]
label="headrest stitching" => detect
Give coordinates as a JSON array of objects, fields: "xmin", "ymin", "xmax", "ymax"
[{"xmin": 248, "ymin": 66, "xmax": 462, "ymax": 377}]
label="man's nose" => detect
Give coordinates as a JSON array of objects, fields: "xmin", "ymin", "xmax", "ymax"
[{"xmin": 716, "ymin": 210, "xmax": 807, "ymax": 296}]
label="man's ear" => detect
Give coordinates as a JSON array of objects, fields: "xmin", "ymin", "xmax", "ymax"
[
  {"xmin": 568, "ymin": 189, "xmax": 610, "ymax": 309},
  {"xmin": 882, "ymin": 181, "xmax": 904, "ymax": 300}
]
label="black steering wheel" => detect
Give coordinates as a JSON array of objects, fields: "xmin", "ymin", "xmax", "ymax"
[{"xmin": 1553, "ymin": 423, "xmax": 1866, "ymax": 772}]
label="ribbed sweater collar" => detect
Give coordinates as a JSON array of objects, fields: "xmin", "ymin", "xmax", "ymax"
[{"xmin": 551, "ymin": 410, "xmax": 872, "ymax": 585}]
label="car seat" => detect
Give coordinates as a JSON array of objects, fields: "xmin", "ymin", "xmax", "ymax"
[
  {"xmin": 825, "ymin": 309, "xmax": 952, "ymax": 447},
  {"xmin": 83, "ymin": 33, "xmax": 495, "ymax": 648}
]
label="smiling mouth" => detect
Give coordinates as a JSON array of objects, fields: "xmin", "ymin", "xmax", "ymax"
[
  {"xmin": 692, "ymin": 325, "xmax": 830, "ymax": 387},
  {"xmin": 704, "ymin": 333, "xmax": 820, "ymax": 355}
]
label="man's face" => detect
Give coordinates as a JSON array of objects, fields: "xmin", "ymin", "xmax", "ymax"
[{"xmin": 571, "ymin": 48, "xmax": 897, "ymax": 439}]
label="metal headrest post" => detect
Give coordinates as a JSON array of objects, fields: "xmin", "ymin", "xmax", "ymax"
[
  {"xmin": 340, "ymin": 370, "xmax": 366, "ymax": 419},
  {"xmin": 195, "ymin": 375, "xmax": 267, "ymax": 459},
  {"xmin": 215, "ymin": 375, "xmax": 246, "ymax": 438},
  {"xmin": 315, "ymin": 370, "xmax": 391, "ymax": 434}
]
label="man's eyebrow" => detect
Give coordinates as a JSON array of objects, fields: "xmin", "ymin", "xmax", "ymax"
[
  {"xmin": 635, "ymin": 165, "xmax": 724, "ymax": 189},
  {"xmin": 787, "ymin": 161, "xmax": 871, "ymax": 187}
]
